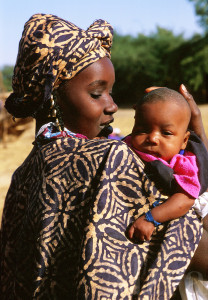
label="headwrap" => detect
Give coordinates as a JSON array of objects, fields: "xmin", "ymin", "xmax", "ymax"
[{"xmin": 5, "ymin": 13, "xmax": 113, "ymax": 118}]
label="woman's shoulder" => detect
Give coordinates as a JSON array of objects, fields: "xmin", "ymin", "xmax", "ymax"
[
  {"xmin": 37, "ymin": 137, "xmax": 145, "ymax": 171},
  {"xmin": 39, "ymin": 137, "xmax": 130, "ymax": 154}
]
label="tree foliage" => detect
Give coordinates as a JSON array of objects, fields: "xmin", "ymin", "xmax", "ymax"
[
  {"xmin": 111, "ymin": 28, "xmax": 186, "ymax": 105},
  {"xmin": 167, "ymin": 34, "xmax": 208, "ymax": 101},
  {"xmin": 189, "ymin": 0, "xmax": 208, "ymax": 32},
  {"xmin": 1, "ymin": 65, "xmax": 13, "ymax": 92},
  {"xmin": 111, "ymin": 28, "xmax": 208, "ymax": 105}
]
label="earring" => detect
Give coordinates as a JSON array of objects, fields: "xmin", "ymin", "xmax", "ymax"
[
  {"xmin": 48, "ymin": 95, "xmax": 55, "ymax": 118},
  {"xmin": 48, "ymin": 95, "xmax": 62, "ymax": 131}
]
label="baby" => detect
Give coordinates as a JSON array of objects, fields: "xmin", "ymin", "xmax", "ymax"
[{"xmin": 125, "ymin": 87, "xmax": 202, "ymax": 242}]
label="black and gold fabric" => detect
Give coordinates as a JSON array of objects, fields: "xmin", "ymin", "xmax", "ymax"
[
  {"xmin": 5, "ymin": 14, "xmax": 113, "ymax": 118},
  {"xmin": 1, "ymin": 138, "xmax": 202, "ymax": 299}
]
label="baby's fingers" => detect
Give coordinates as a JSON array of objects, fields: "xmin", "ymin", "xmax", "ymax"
[
  {"xmin": 128, "ymin": 225, "xmax": 135, "ymax": 239},
  {"xmin": 144, "ymin": 234, "xmax": 151, "ymax": 241}
]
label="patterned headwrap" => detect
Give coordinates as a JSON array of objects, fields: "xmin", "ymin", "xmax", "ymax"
[{"xmin": 5, "ymin": 13, "xmax": 113, "ymax": 118}]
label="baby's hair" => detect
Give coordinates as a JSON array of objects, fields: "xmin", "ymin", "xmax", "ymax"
[
  {"xmin": 136, "ymin": 87, "xmax": 191, "ymax": 122},
  {"xmin": 137, "ymin": 88, "xmax": 188, "ymax": 107}
]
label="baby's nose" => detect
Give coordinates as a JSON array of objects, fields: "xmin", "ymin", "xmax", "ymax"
[{"xmin": 147, "ymin": 133, "xmax": 159, "ymax": 144}]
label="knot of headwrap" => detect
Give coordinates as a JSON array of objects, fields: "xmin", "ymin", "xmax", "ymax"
[{"xmin": 5, "ymin": 13, "xmax": 113, "ymax": 118}]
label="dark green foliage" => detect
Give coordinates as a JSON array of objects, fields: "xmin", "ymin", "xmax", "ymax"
[
  {"xmin": 111, "ymin": 28, "xmax": 185, "ymax": 105},
  {"xmin": 0, "ymin": 65, "xmax": 13, "ymax": 92},
  {"xmin": 189, "ymin": 0, "xmax": 208, "ymax": 32},
  {"xmin": 167, "ymin": 34, "xmax": 208, "ymax": 102},
  {"xmin": 111, "ymin": 28, "xmax": 208, "ymax": 105}
]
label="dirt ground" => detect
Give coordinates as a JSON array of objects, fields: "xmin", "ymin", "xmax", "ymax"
[{"xmin": 0, "ymin": 120, "xmax": 35, "ymax": 224}]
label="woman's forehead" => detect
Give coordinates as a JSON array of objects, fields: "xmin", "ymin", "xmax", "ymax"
[{"xmin": 68, "ymin": 57, "xmax": 115, "ymax": 85}]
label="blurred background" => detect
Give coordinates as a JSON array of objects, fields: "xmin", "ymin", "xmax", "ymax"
[{"xmin": 0, "ymin": 0, "xmax": 208, "ymax": 221}]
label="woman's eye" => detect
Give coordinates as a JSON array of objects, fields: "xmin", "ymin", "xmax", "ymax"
[{"xmin": 91, "ymin": 94, "xmax": 101, "ymax": 99}]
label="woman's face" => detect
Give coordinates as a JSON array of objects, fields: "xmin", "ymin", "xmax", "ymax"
[{"xmin": 57, "ymin": 57, "xmax": 118, "ymax": 139}]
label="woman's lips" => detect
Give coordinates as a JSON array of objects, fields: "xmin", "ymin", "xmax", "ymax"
[
  {"xmin": 99, "ymin": 118, "xmax": 114, "ymax": 130},
  {"xmin": 97, "ymin": 119, "xmax": 114, "ymax": 137}
]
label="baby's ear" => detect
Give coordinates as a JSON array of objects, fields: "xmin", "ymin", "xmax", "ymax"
[{"xmin": 181, "ymin": 131, "xmax": 191, "ymax": 149}]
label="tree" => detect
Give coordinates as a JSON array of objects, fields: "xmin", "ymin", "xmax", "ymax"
[
  {"xmin": 167, "ymin": 33, "xmax": 208, "ymax": 102},
  {"xmin": 111, "ymin": 28, "xmax": 185, "ymax": 105},
  {"xmin": 0, "ymin": 71, "xmax": 6, "ymax": 93},
  {"xmin": 188, "ymin": 0, "xmax": 208, "ymax": 32},
  {"xmin": 1, "ymin": 65, "xmax": 13, "ymax": 92}
]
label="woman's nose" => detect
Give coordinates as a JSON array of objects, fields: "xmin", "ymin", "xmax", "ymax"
[{"xmin": 104, "ymin": 96, "xmax": 118, "ymax": 114}]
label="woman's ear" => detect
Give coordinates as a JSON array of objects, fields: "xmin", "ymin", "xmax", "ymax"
[{"xmin": 181, "ymin": 131, "xmax": 191, "ymax": 150}]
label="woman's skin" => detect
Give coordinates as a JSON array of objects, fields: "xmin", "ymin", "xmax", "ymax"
[
  {"xmin": 56, "ymin": 57, "xmax": 118, "ymax": 139},
  {"xmin": 146, "ymin": 85, "xmax": 208, "ymax": 280}
]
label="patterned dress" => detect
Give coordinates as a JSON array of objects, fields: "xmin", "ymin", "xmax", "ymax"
[{"xmin": 1, "ymin": 137, "xmax": 202, "ymax": 299}]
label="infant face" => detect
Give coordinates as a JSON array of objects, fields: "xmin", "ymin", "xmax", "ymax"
[{"xmin": 131, "ymin": 100, "xmax": 190, "ymax": 161}]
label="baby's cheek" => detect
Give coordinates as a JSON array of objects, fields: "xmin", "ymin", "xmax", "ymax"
[
  {"xmin": 131, "ymin": 135, "xmax": 144, "ymax": 150},
  {"xmin": 161, "ymin": 143, "xmax": 178, "ymax": 161}
]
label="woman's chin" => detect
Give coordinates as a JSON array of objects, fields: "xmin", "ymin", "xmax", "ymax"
[{"xmin": 96, "ymin": 125, "xmax": 113, "ymax": 138}]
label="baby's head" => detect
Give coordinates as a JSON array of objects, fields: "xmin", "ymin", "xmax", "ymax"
[{"xmin": 131, "ymin": 87, "xmax": 191, "ymax": 161}]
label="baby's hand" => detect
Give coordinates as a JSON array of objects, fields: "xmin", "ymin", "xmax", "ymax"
[{"xmin": 128, "ymin": 215, "xmax": 155, "ymax": 242}]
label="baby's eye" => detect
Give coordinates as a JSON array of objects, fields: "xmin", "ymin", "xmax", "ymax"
[
  {"xmin": 91, "ymin": 93, "xmax": 101, "ymax": 99},
  {"xmin": 163, "ymin": 131, "xmax": 173, "ymax": 136}
]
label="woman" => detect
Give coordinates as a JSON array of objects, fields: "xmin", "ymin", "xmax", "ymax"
[{"xmin": 0, "ymin": 14, "xmax": 206, "ymax": 299}]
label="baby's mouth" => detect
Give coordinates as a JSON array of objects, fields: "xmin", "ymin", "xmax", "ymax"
[{"xmin": 146, "ymin": 150, "xmax": 160, "ymax": 157}]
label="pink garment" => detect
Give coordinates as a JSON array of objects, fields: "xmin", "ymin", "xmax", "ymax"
[{"xmin": 124, "ymin": 136, "xmax": 200, "ymax": 198}]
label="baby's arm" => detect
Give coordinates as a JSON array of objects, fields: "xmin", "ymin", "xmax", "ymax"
[
  {"xmin": 150, "ymin": 192, "xmax": 195, "ymax": 222},
  {"xmin": 128, "ymin": 190, "xmax": 195, "ymax": 242}
]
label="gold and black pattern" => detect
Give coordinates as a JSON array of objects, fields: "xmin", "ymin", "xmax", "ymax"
[
  {"xmin": 5, "ymin": 14, "xmax": 113, "ymax": 118},
  {"xmin": 1, "ymin": 139, "xmax": 202, "ymax": 299}
]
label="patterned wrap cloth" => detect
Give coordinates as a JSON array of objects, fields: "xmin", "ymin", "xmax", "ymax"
[
  {"xmin": 5, "ymin": 13, "xmax": 113, "ymax": 118},
  {"xmin": 1, "ymin": 137, "xmax": 202, "ymax": 299}
]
